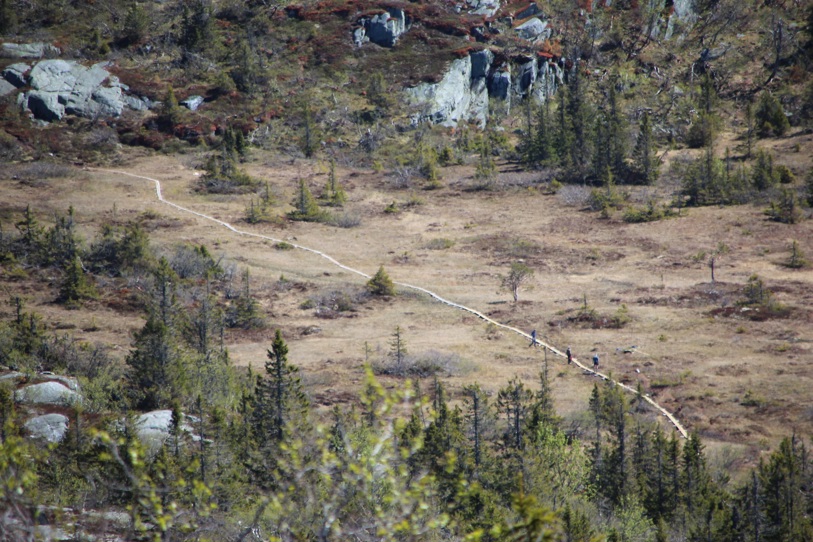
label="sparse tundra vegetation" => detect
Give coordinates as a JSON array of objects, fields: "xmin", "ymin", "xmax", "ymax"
[{"xmin": 1, "ymin": 0, "xmax": 813, "ymax": 540}]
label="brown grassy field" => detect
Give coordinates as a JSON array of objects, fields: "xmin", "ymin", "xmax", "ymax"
[{"xmin": 1, "ymin": 133, "xmax": 811, "ymax": 477}]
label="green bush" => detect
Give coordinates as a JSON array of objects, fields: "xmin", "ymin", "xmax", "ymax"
[
  {"xmin": 367, "ymin": 266, "xmax": 395, "ymax": 296},
  {"xmin": 755, "ymin": 91, "xmax": 790, "ymax": 137}
]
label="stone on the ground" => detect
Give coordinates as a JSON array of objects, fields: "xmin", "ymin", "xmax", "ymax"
[
  {"xmin": 181, "ymin": 95, "xmax": 204, "ymax": 111},
  {"xmin": 2, "ymin": 63, "xmax": 30, "ymax": 87},
  {"xmin": 15, "ymin": 381, "xmax": 83, "ymax": 406},
  {"xmin": 1, "ymin": 42, "xmax": 61, "ymax": 59},
  {"xmin": 24, "ymin": 413, "xmax": 69, "ymax": 443}
]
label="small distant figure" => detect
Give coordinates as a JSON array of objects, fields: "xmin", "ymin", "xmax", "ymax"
[
  {"xmin": 593, "ymin": 353, "xmax": 600, "ymax": 371},
  {"xmin": 566, "ymin": 346, "xmax": 572, "ymax": 364},
  {"xmin": 529, "ymin": 329, "xmax": 537, "ymax": 347}
]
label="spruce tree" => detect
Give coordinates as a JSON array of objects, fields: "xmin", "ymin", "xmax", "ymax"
[
  {"xmin": 251, "ymin": 330, "xmax": 309, "ymax": 450},
  {"xmin": 632, "ymin": 111, "xmax": 659, "ymax": 185},
  {"xmin": 125, "ymin": 258, "xmax": 186, "ymax": 410},
  {"xmin": 288, "ymin": 179, "xmax": 323, "ymax": 221},
  {"xmin": 497, "ymin": 377, "xmax": 533, "ymax": 451},
  {"xmin": 367, "ymin": 265, "xmax": 395, "ymax": 296},
  {"xmin": 58, "ymin": 255, "xmax": 97, "ymax": 308}
]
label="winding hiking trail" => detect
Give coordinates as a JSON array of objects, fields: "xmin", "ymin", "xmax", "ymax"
[{"xmin": 94, "ymin": 168, "xmax": 688, "ymax": 439}]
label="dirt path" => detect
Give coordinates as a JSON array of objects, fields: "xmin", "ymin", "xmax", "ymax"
[{"xmin": 92, "ymin": 167, "xmax": 689, "ymax": 439}]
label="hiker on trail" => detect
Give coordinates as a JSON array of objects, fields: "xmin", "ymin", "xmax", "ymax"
[
  {"xmin": 566, "ymin": 346, "xmax": 572, "ymax": 364},
  {"xmin": 593, "ymin": 353, "xmax": 599, "ymax": 371},
  {"xmin": 529, "ymin": 329, "xmax": 537, "ymax": 347}
]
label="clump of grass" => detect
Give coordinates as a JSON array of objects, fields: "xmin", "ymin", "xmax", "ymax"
[{"xmin": 425, "ymin": 238, "xmax": 455, "ymax": 250}]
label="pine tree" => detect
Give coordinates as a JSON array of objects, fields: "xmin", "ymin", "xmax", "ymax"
[
  {"xmin": 462, "ymin": 383, "xmax": 492, "ymax": 470},
  {"xmin": 300, "ymin": 102, "xmax": 318, "ymax": 158},
  {"xmin": 161, "ymin": 85, "xmax": 181, "ymax": 130},
  {"xmin": 15, "ymin": 205, "xmax": 44, "ymax": 260},
  {"xmin": 632, "ymin": 111, "xmax": 659, "ymax": 185},
  {"xmin": 288, "ymin": 179, "xmax": 323, "ymax": 221},
  {"xmin": 755, "ymin": 91, "xmax": 790, "ymax": 137},
  {"xmin": 745, "ymin": 102, "xmax": 755, "ymax": 158},
  {"xmin": 58, "ymin": 255, "xmax": 97, "ymax": 308},
  {"xmin": 251, "ymin": 330, "xmax": 309, "ymax": 464},
  {"xmin": 388, "ymin": 325, "xmax": 408, "ymax": 374},
  {"xmin": 125, "ymin": 259, "xmax": 186, "ymax": 410},
  {"xmin": 785, "ymin": 240, "xmax": 808, "ymax": 269},
  {"xmin": 497, "ymin": 377, "xmax": 534, "ymax": 451},
  {"xmin": 532, "ymin": 100, "xmax": 556, "ymax": 165},
  {"xmin": 605, "ymin": 80, "xmax": 628, "ymax": 180},
  {"xmin": 566, "ymin": 66, "xmax": 593, "ymax": 179},
  {"xmin": 367, "ymin": 265, "xmax": 395, "ymax": 296}
]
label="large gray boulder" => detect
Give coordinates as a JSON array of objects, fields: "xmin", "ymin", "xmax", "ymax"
[
  {"xmin": 135, "ymin": 409, "xmax": 198, "ymax": 455},
  {"xmin": 515, "ymin": 18, "xmax": 550, "ymax": 41},
  {"xmin": 181, "ymin": 95, "xmax": 205, "ymax": 111},
  {"xmin": 406, "ymin": 54, "xmax": 489, "ymax": 128},
  {"xmin": 26, "ymin": 91, "xmax": 65, "ymax": 121},
  {"xmin": 15, "ymin": 381, "xmax": 82, "ymax": 406},
  {"xmin": 24, "ymin": 413, "xmax": 69, "ymax": 443},
  {"xmin": 2, "ymin": 63, "xmax": 30, "ymax": 87},
  {"xmin": 366, "ymin": 9, "xmax": 407, "ymax": 47},
  {"xmin": 1, "ymin": 42, "xmax": 61, "ymax": 59},
  {"xmin": 21, "ymin": 60, "xmax": 130, "ymax": 121}
]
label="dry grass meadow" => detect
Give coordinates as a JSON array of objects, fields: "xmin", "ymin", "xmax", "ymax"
[{"xmin": 1, "ymin": 133, "xmax": 812, "ymax": 479}]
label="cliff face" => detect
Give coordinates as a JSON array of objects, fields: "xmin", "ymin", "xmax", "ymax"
[{"xmin": 405, "ymin": 50, "xmax": 564, "ymax": 128}]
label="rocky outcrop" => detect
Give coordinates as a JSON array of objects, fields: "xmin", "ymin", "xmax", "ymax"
[
  {"xmin": 26, "ymin": 91, "xmax": 65, "ymax": 121},
  {"xmin": 515, "ymin": 18, "xmax": 550, "ymax": 42},
  {"xmin": 24, "ymin": 413, "xmax": 69, "ymax": 443},
  {"xmin": 0, "ymin": 79, "xmax": 14, "ymax": 97},
  {"xmin": 1, "ymin": 42, "xmax": 61, "ymax": 59},
  {"xmin": 13, "ymin": 59, "xmax": 150, "ymax": 121},
  {"xmin": 488, "ymin": 66, "xmax": 511, "ymax": 101},
  {"xmin": 515, "ymin": 3, "xmax": 541, "ymax": 19},
  {"xmin": 356, "ymin": 8, "xmax": 409, "ymax": 47},
  {"xmin": 15, "ymin": 381, "xmax": 83, "ymax": 406},
  {"xmin": 468, "ymin": 0, "xmax": 500, "ymax": 17},
  {"xmin": 406, "ymin": 51, "xmax": 492, "ymax": 128},
  {"xmin": 181, "ymin": 95, "xmax": 205, "ymax": 111},
  {"xmin": 135, "ymin": 409, "xmax": 199, "ymax": 455},
  {"xmin": 2, "ymin": 63, "xmax": 30, "ymax": 87},
  {"xmin": 406, "ymin": 48, "xmax": 564, "ymax": 127}
]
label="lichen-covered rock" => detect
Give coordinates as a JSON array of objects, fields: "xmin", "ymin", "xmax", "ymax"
[
  {"xmin": 181, "ymin": 95, "xmax": 205, "ymax": 111},
  {"xmin": 406, "ymin": 54, "xmax": 489, "ymax": 128},
  {"xmin": 2, "ymin": 63, "xmax": 30, "ymax": 87},
  {"xmin": 469, "ymin": 0, "xmax": 500, "ymax": 17},
  {"xmin": 1, "ymin": 42, "xmax": 61, "ymax": 59},
  {"xmin": 515, "ymin": 18, "xmax": 550, "ymax": 41},
  {"xmin": 134, "ymin": 410, "xmax": 199, "ymax": 455},
  {"xmin": 353, "ymin": 26, "xmax": 368, "ymax": 47},
  {"xmin": 367, "ymin": 9, "xmax": 408, "ymax": 47},
  {"xmin": 21, "ymin": 60, "xmax": 135, "ymax": 121},
  {"xmin": 24, "ymin": 413, "xmax": 69, "ymax": 443},
  {"xmin": 26, "ymin": 91, "xmax": 65, "ymax": 121},
  {"xmin": 15, "ymin": 381, "xmax": 82, "ymax": 406}
]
